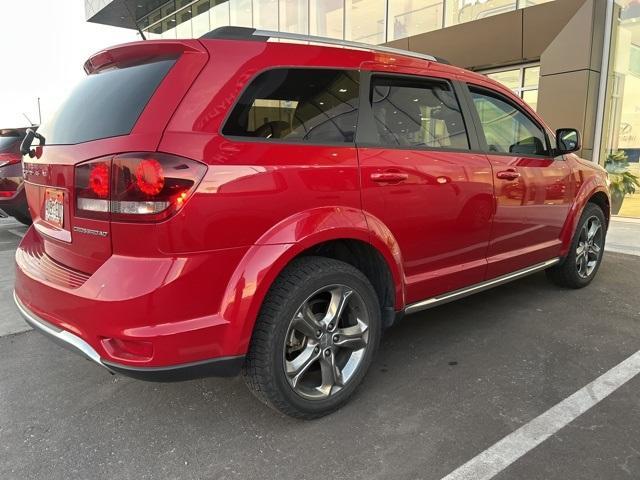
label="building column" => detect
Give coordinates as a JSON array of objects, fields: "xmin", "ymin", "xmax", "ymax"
[{"xmin": 536, "ymin": 0, "xmax": 608, "ymax": 161}]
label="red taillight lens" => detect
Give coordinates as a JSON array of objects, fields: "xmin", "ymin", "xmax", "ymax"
[
  {"xmin": 89, "ymin": 162, "xmax": 110, "ymax": 198},
  {"xmin": 75, "ymin": 159, "xmax": 111, "ymax": 220},
  {"xmin": 135, "ymin": 159, "xmax": 164, "ymax": 196},
  {"xmin": 75, "ymin": 153, "xmax": 206, "ymax": 222}
]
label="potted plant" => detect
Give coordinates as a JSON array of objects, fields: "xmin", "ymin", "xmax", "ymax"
[{"xmin": 604, "ymin": 151, "xmax": 640, "ymax": 215}]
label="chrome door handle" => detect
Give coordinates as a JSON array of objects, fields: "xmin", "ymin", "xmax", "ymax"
[
  {"xmin": 370, "ymin": 172, "xmax": 408, "ymax": 184},
  {"xmin": 496, "ymin": 170, "xmax": 520, "ymax": 181}
]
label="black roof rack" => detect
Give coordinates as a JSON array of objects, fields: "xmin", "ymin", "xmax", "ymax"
[{"xmin": 200, "ymin": 27, "xmax": 446, "ymax": 64}]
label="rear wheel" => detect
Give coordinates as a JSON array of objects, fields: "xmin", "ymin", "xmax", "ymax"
[
  {"xmin": 243, "ymin": 256, "xmax": 381, "ymax": 419},
  {"xmin": 546, "ymin": 203, "xmax": 606, "ymax": 288}
]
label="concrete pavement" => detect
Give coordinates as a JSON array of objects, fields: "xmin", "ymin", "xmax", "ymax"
[{"xmin": 0, "ymin": 217, "xmax": 639, "ymax": 480}]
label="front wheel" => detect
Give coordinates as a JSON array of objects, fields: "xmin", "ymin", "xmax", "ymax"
[
  {"xmin": 546, "ymin": 203, "xmax": 606, "ymax": 288},
  {"xmin": 243, "ymin": 256, "xmax": 381, "ymax": 419}
]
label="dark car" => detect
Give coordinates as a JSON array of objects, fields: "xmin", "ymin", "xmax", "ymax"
[{"xmin": 0, "ymin": 127, "xmax": 32, "ymax": 225}]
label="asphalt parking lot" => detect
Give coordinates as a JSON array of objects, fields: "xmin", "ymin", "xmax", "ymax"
[{"xmin": 1, "ymin": 217, "xmax": 639, "ymax": 480}]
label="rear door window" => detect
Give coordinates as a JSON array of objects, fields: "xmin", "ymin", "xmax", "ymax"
[
  {"xmin": 222, "ymin": 68, "xmax": 360, "ymax": 144},
  {"xmin": 38, "ymin": 58, "xmax": 176, "ymax": 145},
  {"xmin": 369, "ymin": 76, "xmax": 470, "ymax": 150}
]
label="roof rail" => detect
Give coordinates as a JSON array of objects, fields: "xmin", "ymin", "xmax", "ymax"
[{"xmin": 200, "ymin": 26, "xmax": 442, "ymax": 63}]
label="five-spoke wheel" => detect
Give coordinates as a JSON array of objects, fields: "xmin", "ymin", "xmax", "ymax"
[
  {"xmin": 546, "ymin": 203, "xmax": 606, "ymax": 288},
  {"xmin": 284, "ymin": 285, "xmax": 370, "ymax": 400},
  {"xmin": 243, "ymin": 257, "xmax": 381, "ymax": 419},
  {"xmin": 575, "ymin": 216, "xmax": 603, "ymax": 279}
]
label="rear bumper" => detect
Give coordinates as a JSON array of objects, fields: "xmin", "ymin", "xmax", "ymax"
[
  {"xmin": 14, "ymin": 226, "xmax": 251, "ymax": 377},
  {"xmin": 14, "ymin": 291, "xmax": 244, "ymax": 381}
]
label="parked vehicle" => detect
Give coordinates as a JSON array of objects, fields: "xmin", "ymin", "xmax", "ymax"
[
  {"xmin": 15, "ymin": 27, "xmax": 610, "ymax": 419},
  {"xmin": 0, "ymin": 127, "xmax": 32, "ymax": 225}
]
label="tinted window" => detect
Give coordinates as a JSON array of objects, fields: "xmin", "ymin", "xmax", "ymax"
[
  {"xmin": 223, "ymin": 68, "xmax": 360, "ymax": 144},
  {"xmin": 370, "ymin": 77, "xmax": 469, "ymax": 150},
  {"xmin": 0, "ymin": 135, "xmax": 20, "ymax": 153},
  {"xmin": 38, "ymin": 58, "xmax": 176, "ymax": 145},
  {"xmin": 470, "ymin": 88, "xmax": 548, "ymax": 156}
]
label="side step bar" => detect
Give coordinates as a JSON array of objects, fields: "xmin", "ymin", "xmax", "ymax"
[{"xmin": 404, "ymin": 258, "xmax": 560, "ymax": 315}]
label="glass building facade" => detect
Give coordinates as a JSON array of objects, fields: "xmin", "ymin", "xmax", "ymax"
[
  {"xmin": 600, "ymin": 0, "xmax": 640, "ymax": 217},
  {"xmin": 139, "ymin": 0, "xmax": 554, "ymax": 42},
  {"xmin": 483, "ymin": 64, "xmax": 541, "ymax": 111}
]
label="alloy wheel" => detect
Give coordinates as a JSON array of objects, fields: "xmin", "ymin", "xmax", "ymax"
[
  {"xmin": 575, "ymin": 216, "xmax": 603, "ymax": 279},
  {"xmin": 283, "ymin": 284, "xmax": 370, "ymax": 400}
]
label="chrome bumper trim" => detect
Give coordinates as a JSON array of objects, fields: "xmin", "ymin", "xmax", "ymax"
[
  {"xmin": 13, "ymin": 291, "xmax": 106, "ymax": 368},
  {"xmin": 404, "ymin": 258, "xmax": 561, "ymax": 315}
]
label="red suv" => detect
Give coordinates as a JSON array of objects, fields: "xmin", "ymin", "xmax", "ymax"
[{"xmin": 15, "ymin": 28, "xmax": 610, "ymax": 418}]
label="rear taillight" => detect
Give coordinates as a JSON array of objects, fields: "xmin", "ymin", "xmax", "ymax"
[
  {"xmin": 0, "ymin": 152, "xmax": 21, "ymax": 168},
  {"xmin": 75, "ymin": 153, "xmax": 206, "ymax": 222}
]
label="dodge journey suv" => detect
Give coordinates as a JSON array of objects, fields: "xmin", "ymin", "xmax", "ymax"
[{"xmin": 15, "ymin": 27, "xmax": 610, "ymax": 419}]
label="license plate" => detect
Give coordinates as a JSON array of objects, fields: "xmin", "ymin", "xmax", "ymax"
[{"xmin": 44, "ymin": 188, "xmax": 64, "ymax": 228}]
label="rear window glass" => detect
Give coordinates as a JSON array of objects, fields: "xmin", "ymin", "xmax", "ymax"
[
  {"xmin": 0, "ymin": 135, "xmax": 20, "ymax": 153},
  {"xmin": 222, "ymin": 68, "xmax": 360, "ymax": 144},
  {"xmin": 38, "ymin": 58, "xmax": 176, "ymax": 145}
]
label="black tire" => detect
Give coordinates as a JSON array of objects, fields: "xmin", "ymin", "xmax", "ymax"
[
  {"xmin": 546, "ymin": 203, "xmax": 606, "ymax": 288},
  {"xmin": 242, "ymin": 256, "xmax": 381, "ymax": 419}
]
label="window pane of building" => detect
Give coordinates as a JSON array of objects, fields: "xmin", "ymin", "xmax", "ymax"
[
  {"xmin": 486, "ymin": 69, "xmax": 521, "ymax": 91},
  {"xmin": 310, "ymin": 0, "xmax": 344, "ymax": 39},
  {"xmin": 600, "ymin": 0, "xmax": 640, "ymax": 217},
  {"xmin": 370, "ymin": 77, "xmax": 470, "ymax": 149},
  {"xmin": 192, "ymin": 0, "xmax": 212, "ymax": 37},
  {"xmin": 176, "ymin": 5, "xmax": 193, "ymax": 37},
  {"xmin": 522, "ymin": 89, "xmax": 538, "ymax": 111},
  {"xmin": 161, "ymin": 14, "xmax": 177, "ymax": 38},
  {"xmin": 446, "ymin": 0, "xmax": 517, "ymax": 27},
  {"xmin": 253, "ymin": 0, "xmax": 278, "ymax": 29},
  {"xmin": 280, "ymin": 0, "xmax": 308, "ymax": 33},
  {"xmin": 517, "ymin": 0, "xmax": 554, "ymax": 8},
  {"xmin": 523, "ymin": 66, "xmax": 540, "ymax": 88},
  {"xmin": 147, "ymin": 23, "xmax": 163, "ymax": 39},
  {"xmin": 388, "ymin": 0, "xmax": 444, "ymax": 41},
  {"xmin": 162, "ymin": 1, "xmax": 177, "ymax": 17},
  {"xmin": 223, "ymin": 69, "xmax": 360, "ymax": 144},
  {"xmin": 211, "ymin": 0, "xmax": 231, "ymax": 29},
  {"xmin": 230, "ymin": 0, "xmax": 253, "ymax": 27},
  {"xmin": 345, "ymin": 0, "xmax": 386, "ymax": 44}
]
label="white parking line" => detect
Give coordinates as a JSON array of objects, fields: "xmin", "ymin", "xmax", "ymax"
[{"xmin": 440, "ymin": 350, "xmax": 640, "ymax": 480}]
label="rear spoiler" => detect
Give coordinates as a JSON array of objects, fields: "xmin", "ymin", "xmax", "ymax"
[{"xmin": 84, "ymin": 40, "xmax": 207, "ymax": 74}]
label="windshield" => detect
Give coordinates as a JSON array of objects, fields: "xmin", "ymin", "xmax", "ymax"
[{"xmin": 38, "ymin": 58, "xmax": 176, "ymax": 145}]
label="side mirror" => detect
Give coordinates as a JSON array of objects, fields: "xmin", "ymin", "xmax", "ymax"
[{"xmin": 555, "ymin": 128, "xmax": 581, "ymax": 155}]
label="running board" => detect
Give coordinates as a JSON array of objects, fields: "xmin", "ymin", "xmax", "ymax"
[{"xmin": 404, "ymin": 258, "xmax": 561, "ymax": 315}]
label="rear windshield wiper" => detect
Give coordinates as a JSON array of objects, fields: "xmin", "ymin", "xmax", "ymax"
[{"xmin": 20, "ymin": 128, "xmax": 45, "ymax": 157}]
